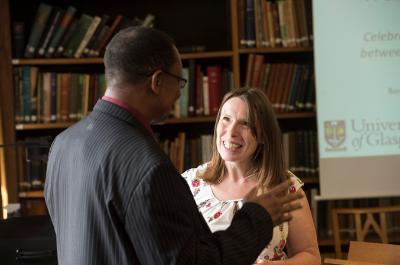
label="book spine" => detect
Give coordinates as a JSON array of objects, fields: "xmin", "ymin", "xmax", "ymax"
[
  {"xmin": 187, "ymin": 60, "xmax": 196, "ymax": 116},
  {"xmin": 93, "ymin": 15, "xmax": 122, "ymax": 57},
  {"xmin": 180, "ymin": 68, "xmax": 189, "ymax": 118},
  {"xmin": 45, "ymin": 6, "xmax": 77, "ymax": 58},
  {"xmin": 83, "ymin": 14, "xmax": 110, "ymax": 57},
  {"xmin": 24, "ymin": 3, "xmax": 53, "ymax": 58},
  {"xmin": 63, "ymin": 14, "xmax": 93, "ymax": 58},
  {"xmin": 37, "ymin": 9, "xmax": 64, "ymax": 57},
  {"xmin": 12, "ymin": 22, "xmax": 25, "ymax": 58},
  {"xmin": 195, "ymin": 65, "xmax": 204, "ymax": 116},
  {"xmin": 50, "ymin": 72, "xmax": 57, "ymax": 122},
  {"xmin": 54, "ymin": 18, "xmax": 78, "ymax": 57},
  {"xmin": 207, "ymin": 66, "xmax": 222, "ymax": 116},
  {"xmin": 202, "ymin": 76, "xmax": 210, "ymax": 116},
  {"xmin": 74, "ymin": 16, "xmax": 102, "ymax": 58},
  {"xmin": 245, "ymin": 0, "xmax": 256, "ymax": 48}
]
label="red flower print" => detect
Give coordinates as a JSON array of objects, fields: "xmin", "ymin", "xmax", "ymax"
[
  {"xmin": 278, "ymin": 239, "xmax": 286, "ymax": 250},
  {"xmin": 192, "ymin": 179, "xmax": 200, "ymax": 187},
  {"xmin": 213, "ymin": 211, "xmax": 222, "ymax": 219},
  {"xmin": 289, "ymin": 185, "xmax": 296, "ymax": 193}
]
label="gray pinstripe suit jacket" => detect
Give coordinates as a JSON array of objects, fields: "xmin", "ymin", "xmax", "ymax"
[{"xmin": 45, "ymin": 100, "xmax": 273, "ymax": 265}]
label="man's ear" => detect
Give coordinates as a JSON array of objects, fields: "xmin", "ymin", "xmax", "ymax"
[{"xmin": 150, "ymin": 70, "xmax": 163, "ymax": 95}]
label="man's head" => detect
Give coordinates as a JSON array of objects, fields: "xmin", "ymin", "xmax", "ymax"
[{"xmin": 104, "ymin": 26, "xmax": 184, "ymax": 122}]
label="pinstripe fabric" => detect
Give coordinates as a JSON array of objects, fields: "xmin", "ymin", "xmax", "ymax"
[{"xmin": 45, "ymin": 100, "xmax": 274, "ymax": 265}]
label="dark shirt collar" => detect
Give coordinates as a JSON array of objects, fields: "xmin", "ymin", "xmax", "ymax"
[{"xmin": 102, "ymin": 96, "xmax": 153, "ymax": 135}]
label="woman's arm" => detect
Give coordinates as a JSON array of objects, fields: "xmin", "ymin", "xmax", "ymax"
[{"xmin": 256, "ymin": 189, "xmax": 321, "ymax": 265}]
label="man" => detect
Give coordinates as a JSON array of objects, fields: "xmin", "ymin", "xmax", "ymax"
[{"xmin": 45, "ymin": 26, "xmax": 303, "ymax": 265}]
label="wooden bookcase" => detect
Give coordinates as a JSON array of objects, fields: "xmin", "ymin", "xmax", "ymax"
[{"xmin": 0, "ymin": 0, "xmax": 317, "ymax": 217}]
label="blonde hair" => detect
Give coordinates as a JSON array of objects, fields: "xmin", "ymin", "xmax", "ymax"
[{"xmin": 201, "ymin": 87, "xmax": 288, "ymax": 189}]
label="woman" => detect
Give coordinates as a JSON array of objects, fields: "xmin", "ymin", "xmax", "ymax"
[{"xmin": 182, "ymin": 87, "xmax": 320, "ymax": 264}]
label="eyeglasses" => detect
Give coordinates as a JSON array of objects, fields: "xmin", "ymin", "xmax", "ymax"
[{"xmin": 162, "ymin": 70, "xmax": 187, "ymax": 89}]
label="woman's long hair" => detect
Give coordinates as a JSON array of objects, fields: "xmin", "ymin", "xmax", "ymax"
[{"xmin": 201, "ymin": 87, "xmax": 288, "ymax": 190}]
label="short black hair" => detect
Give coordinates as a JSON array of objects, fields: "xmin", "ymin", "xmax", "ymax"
[{"xmin": 104, "ymin": 26, "xmax": 177, "ymax": 86}]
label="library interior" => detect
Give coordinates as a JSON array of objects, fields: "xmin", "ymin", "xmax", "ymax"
[{"xmin": 0, "ymin": 0, "xmax": 399, "ymax": 264}]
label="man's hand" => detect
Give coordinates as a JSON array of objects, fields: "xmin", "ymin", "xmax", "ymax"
[{"xmin": 244, "ymin": 179, "xmax": 303, "ymax": 226}]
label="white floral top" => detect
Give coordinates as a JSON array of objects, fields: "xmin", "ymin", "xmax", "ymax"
[{"xmin": 182, "ymin": 163, "xmax": 304, "ymax": 262}]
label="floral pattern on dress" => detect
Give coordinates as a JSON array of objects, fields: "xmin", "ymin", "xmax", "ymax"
[{"xmin": 182, "ymin": 164, "xmax": 304, "ymax": 261}]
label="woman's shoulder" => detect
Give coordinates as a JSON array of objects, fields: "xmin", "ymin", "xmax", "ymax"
[
  {"xmin": 181, "ymin": 163, "xmax": 210, "ymax": 190},
  {"xmin": 287, "ymin": 171, "xmax": 304, "ymax": 192}
]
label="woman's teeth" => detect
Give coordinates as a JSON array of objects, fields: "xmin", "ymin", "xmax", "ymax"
[{"xmin": 223, "ymin": 141, "xmax": 242, "ymax": 150}]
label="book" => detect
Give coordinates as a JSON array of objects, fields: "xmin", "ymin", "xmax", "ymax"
[
  {"xmin": 37, "ymin": 8, "xmax": 65, "ymax": 57},
  {"xmin": 74, "ymin": 16, "xmax": 102, "ymax": 58},
  {"xmin": 238, "ymin": 0, "xmax": 246, "ymax": 48},
  {"xmin": 244, "ymin": 53, "xmax": 255, "ymax": 87},
  {"xmin": 87, "ymin": 25, "xmax": 109, "ymax": 57},
  {"xmin": 207, "ymin": 65, "xmax": 222, "ymax": 116},
  {"xmin": 202, "ymin": 76, "xmax": 210, "ymax": 116},
  {"xmin": 41, "ymin": 72, "xmax": 51, "ymax": 123},
  {"xmin": 24, "ymin": 3, "xmax": 53, "ymax": 58},
  {"xmin": 29, "ymin": 67, "xmax": 39, "ymax": 122},
  {"xmin": 82, "ymin": 14, "xmax": 110, "ymax": 57},
  {"xmin": 271, "ymin": 1, "xmax": 282, "ymax": 47},
  {"xmin": 187, "ymin": 60, "xmax": 196, "ymax": 116},
  {"xmin": 179, "ymin": 68, "xmax": 189, "ymax": 118},
  {"xmin": 250, "ymin": 54, "xmax": 264, "ymax": 87},
  {"xmin": 277, "ymin": 0, "xmax": 288, "ymax": 47},
  {"xmin": 245, "ymin": 0, "xmax": 256, "ymax": 47},
  {"xmin": 50, "ymin": 72, "xmax": 57, "ymax": 122},
  {"xmin": 45, "ymin": 6, "xmax": 77, "ymax": 58},
  {"xmin": 54, "ymin": 18, "xmax": 78, "ymax": 57},
  {"xmin": 12, "ymin": 21, "xmax": 25, "ymax": 58},
  {"xmin": 195, "ymin": 65, "xmax": 204, "ymax": 116},
  {"xmin": 265, "ymin": 1, "xmax": 276, "ymax": 48},
  {"xmin": 92, "ymin": 15, "xmax": 122, "ymax": 57},
  {"xmin": 63, "ymin": 14, "xmax": 93, "ymax": 58},
  {"xmin": 96, "ymin": 15, "xmax": 136, "ymax": 57}
]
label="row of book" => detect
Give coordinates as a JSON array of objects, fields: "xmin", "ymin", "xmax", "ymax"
[
  {"xmin": 13, "ymin": 66, "xmax": 106, "ymax": 124},
  {"xmin": 173, "ymin": 62, "xmax": 234, "ymax": 119},
  {"xmin": 15, "ymin": 137, "xmax": 52, "ymax": 192},
  {"xmin": 14, "ymin": 2, "xmax": 154, "ymax": 59},
  {"xmin": 238, "ymin": 0, "xmax": 313, "ymax": 48},
  {"xmin": 283, "ymin": 130, "xmax": 319, "ymax": 180},
  {"xmin": 160, "ymin": 130, "xmax": 319, "ymax": 177},
  {"xmin": 14, "ymin": 133, "xmax": 213, "ymax": 191},
  {"xmin": 245, "ymin": 54, "xmax": 315, "ymax": 112},
  {"xmin": 159, "ymin": 133, "xmax": 213, "ymax": 173}
]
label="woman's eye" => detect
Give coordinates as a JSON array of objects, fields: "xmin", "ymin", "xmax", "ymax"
[
  {"xmin": 241, "ymin": 121, "xmax": 249, "ymax": 127},
  {"xmin": 222, "ymin": 116, "xmax": 230, "ymax": 121}
]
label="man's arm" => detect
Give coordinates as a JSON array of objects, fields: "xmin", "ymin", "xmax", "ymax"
[{"xmin": 125, "ymin": 162, "xmax": 301, "ymax": 265}]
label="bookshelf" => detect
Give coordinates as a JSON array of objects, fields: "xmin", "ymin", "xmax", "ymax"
[{"xmin": 1, "ymin": 0, "xmax": 317, "ymax": 225}]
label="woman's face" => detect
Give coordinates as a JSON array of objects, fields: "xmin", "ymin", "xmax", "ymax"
[{"xmin": 216, "ymin": 97, "xmax": 259, "ymax": 165}]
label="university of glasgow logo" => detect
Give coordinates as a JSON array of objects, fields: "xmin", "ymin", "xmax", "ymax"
[{"xmin": 324, "ymin": 120, "xmax": 346, "ymax": 151}]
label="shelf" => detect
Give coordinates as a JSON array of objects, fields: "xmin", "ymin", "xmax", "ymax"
[
  {"xmin": 11, "ymin": 51, "xmax": 235, "ymax": 66},
  {"xmin": 239, "ymin": 47, "xmax": 313, "ymax": 54},
  {"xmin": 16, "ymin": 122, "xmax": 74, "ymax": 130},
  {"xmin": 156, "ymin": 116, "xmax": 216, "ymax": 125},
  {"xmin": 180, "ymin": 51, "xmax": 234, "ymax": 59},
  {"xmin": 302, "ymin": 177, "xmax": 319, "ymax": 184},
  {"xmin": 15, "ymin": 112, "xmax": 316, "ymax": 130},
  {"xmin": 19, "ymin": 190, "xmax": 44, "ymax": 199},
  {"xmin": 12, "ymin": 58, "xmax": 103, "ymax": 65},
  {"xmin": 276, "ymin": 112, "xmax": 316, "ymax": 119}
]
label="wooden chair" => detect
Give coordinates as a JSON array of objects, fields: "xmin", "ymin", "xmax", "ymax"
[
  {"xmin": 324, "ymin": 241, "xmax": 400, "ymax": 265},
  {"xmin": 331, "ymin": 206, "xmax": 400, "ymax": 258}
]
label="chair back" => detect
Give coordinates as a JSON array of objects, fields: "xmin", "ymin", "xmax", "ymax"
[{"xmin": 331, "ymin": 205, "xmax": 400, "ymax": 258}]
